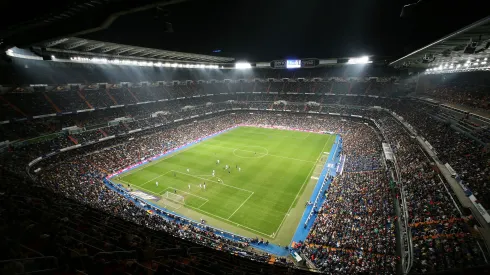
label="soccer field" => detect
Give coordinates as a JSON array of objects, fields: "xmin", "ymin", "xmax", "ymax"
[{"xmin": 115, "ymin": 126, "xmax": 334, "ymax": 241}]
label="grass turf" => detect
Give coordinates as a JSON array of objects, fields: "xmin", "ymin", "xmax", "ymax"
[{"xmin": 117, "ymin": 126, "xmax": 334, "ymax": 238}]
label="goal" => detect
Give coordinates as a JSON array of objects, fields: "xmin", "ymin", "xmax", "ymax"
[{"xmin": 164, "ymin": 191, "xmax": 185, "ymax": 204}]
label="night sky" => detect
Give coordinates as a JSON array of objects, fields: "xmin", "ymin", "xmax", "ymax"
[
  {"xmin": 2, "ymin": 0, "xmax": 488, "ymax": 62},
  {"xmin": 80, "ymin": 0, "xmax": 488, "ymax": 61}
]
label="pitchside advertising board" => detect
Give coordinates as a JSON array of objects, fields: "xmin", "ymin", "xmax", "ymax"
[{"xmin": 271, "ymin": 59, "xmax": 319, "ymax": 69}]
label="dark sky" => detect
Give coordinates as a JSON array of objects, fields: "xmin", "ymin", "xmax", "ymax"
[{"xmin": 77, "ymin": 0, "xmax": 488, "ymax": 61}]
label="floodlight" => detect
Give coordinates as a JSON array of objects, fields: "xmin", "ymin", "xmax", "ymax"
[
  {"xmin": 347, "ymin": 56, "xmax": 371, "ymax": 64},
  {"xmin": 235, "ymin": 62, "xmax": 251, "ymax": 69}
]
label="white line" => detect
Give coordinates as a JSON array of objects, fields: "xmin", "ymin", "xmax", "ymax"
[
  {"xmin": 119, "ymin": 179, "xmax": 131, "ymax": 185},
  {"xmin": 228, "ymin": 192, "xmax": 254, "ymax": 219},
  {"xmin": 161, "ymin": 187, "xmax": 210, "ymax": 202},
  {"xmin": 119, "ymin": 143, "xmax": 199, "ymax": 179},
  {"xmin": 130, "ymin": 184, "xmax": 163, "ymax": 197},
  {"xmin": 203, "ymin": 143, "xmax": 316, "ymax": 163},
  {"xmin": 230, "ymin": 129, "xmax": 322, "ymax": 141},
  {"xmin": 118, "ymin": 168, "xmax": 273, "ymax": 237},
  {"xmin": 274, "ymin": 134, "xmax": 334, "ymax": 236},
  {"xmin": 198, "ymin": 200, "xmax": 208, "ymax": 209},
  {"xmin": 184, "ymin": 203, "xmax": 272, "ymax": 237},
  {"xmin": 140, "ymin": 171, "xmax": 172, "ymax": 187},
  {"xmin": 173, "ymin": 170, "xmax": 253, "ymax": 194}
]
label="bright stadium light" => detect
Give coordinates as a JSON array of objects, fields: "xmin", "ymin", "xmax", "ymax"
[
  {"xmin": 64, "ymin": 55, "xmax": 219, "ymax": 69},
  {"xmin": 235, "ymin": 62, "xmax": 251, "ymax": 69},
  {"xmin": 347, "ymin": 56, "xmax": 371, "ymax": 64}
]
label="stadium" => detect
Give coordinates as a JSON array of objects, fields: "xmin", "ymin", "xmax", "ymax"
[{"xmin": 0, "ymin": 1, "xmax": 489, "ymax": 274}]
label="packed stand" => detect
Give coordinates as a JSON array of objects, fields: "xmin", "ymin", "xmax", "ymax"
[
  {"xmin": 297, "ymin": 170, "xmax": 397, "ymax": 274},
  {"xmin": 422, "ymin": 83, "xmax": 489, "ymax": 113},
  {"xmin": 0, "ymin": 170, "xmax": 305, "ymax": 275},
  {"xmin": 378, "ymin": 115, "xmax": 488, "ymax": 273},
  {"xmin": 342, "ymin": 123, "xmax": 383, "ymax": 172},
  {"xmin": 392, "ymin": 100, "xmax": 490, "ymax": 210}
]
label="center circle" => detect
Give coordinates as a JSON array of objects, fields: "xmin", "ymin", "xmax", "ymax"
[{"xmin": 232, "ymin": 146, "xmax": 269, "ymax": 158}]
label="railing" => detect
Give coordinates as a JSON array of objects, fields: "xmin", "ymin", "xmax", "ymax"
[
  {"xmin": 376, "ymin": 117, "xmax": 412, "ymax": 274},
  {"xmin": 304, "ymin": 170, "xmax": 332, "ymax": 227},
  {"xmin": 0, "ymin": 256, "xmax": 59, "ymax": 274}
]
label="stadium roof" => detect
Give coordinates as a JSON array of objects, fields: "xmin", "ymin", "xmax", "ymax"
[
  {"xmin": 34, "ymin": 37, "xmax": 235, "ymax": 63},
  {"xmin": 0, "ymin": 0, "xmax": 188, "ymax": 49},
  {"xmin": 390, "ymin": 16, "xmax": 490, "ymax": 68}
]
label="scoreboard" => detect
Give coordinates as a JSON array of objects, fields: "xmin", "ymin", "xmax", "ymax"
[
  {"xmin": 286, "ymin": 60, "xmax": 301, "ymax": 68},
  {"xmin": 271, "ymin": 58, "xmax": 319, "ymax": 69}
]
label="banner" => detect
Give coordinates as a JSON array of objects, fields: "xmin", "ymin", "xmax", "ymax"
[
  {"xmin": 272, "ymin": 60, "xmax": 286, "ymax": 69},
  {"xmin": 301, "ymin": 58, "xmax": 319, "ymax": 68}
]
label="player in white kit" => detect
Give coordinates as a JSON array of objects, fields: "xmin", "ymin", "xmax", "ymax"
[{"xmin": 156, "ymin": 181, "xmax": 159, "ymax": 187}]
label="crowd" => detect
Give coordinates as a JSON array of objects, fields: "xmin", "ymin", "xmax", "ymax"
[
  {"xmin": 298, "ymin": 170, "xmax": 397, "ymax": 274},
  {"xmin": 0, "ymin": 78, "xmax": 399, "ymax": 141},
  {"xmin": 392, "ymin": 101, "xmax": 490, "ymax": 210},
  {"xmin": 1, "ymin": 170, "xmax": 301, "ymax": 275},
  {"xmin": 422, "ymin": 83, "xmax": 489, "ymax": 113},
  {"xmin": 19, "ymin": 112, "xmax": 398, "ymax": 273},
  {"xmin": 341, "ymin": 122, "xmax": 383, "ymax": 172},
  {"xmin": 378, "ymin": 115, "xmax": 487, "ymax": 273},
  {"xmin": 1, "ymin": 78, "xmax": 489, "ymax": 273}
]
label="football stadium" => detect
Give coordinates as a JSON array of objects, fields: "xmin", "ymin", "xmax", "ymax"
[
  {"xmin": 0, "ymin": 1, "xmax": 489, "ymax": 274},
  {"xmin": 113, "ymin": 126, "xmax": 336, "ymax": 242}
]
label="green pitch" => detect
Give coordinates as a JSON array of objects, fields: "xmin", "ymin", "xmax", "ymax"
[{"xmin": 116, "ymin": 126, "xmax": 334, "ymax": 241}]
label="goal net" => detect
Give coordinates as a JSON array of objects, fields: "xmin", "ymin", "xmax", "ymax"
[{"xmin": 164, "ymin": 191, "xmax": 185, "ymax": 204}]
